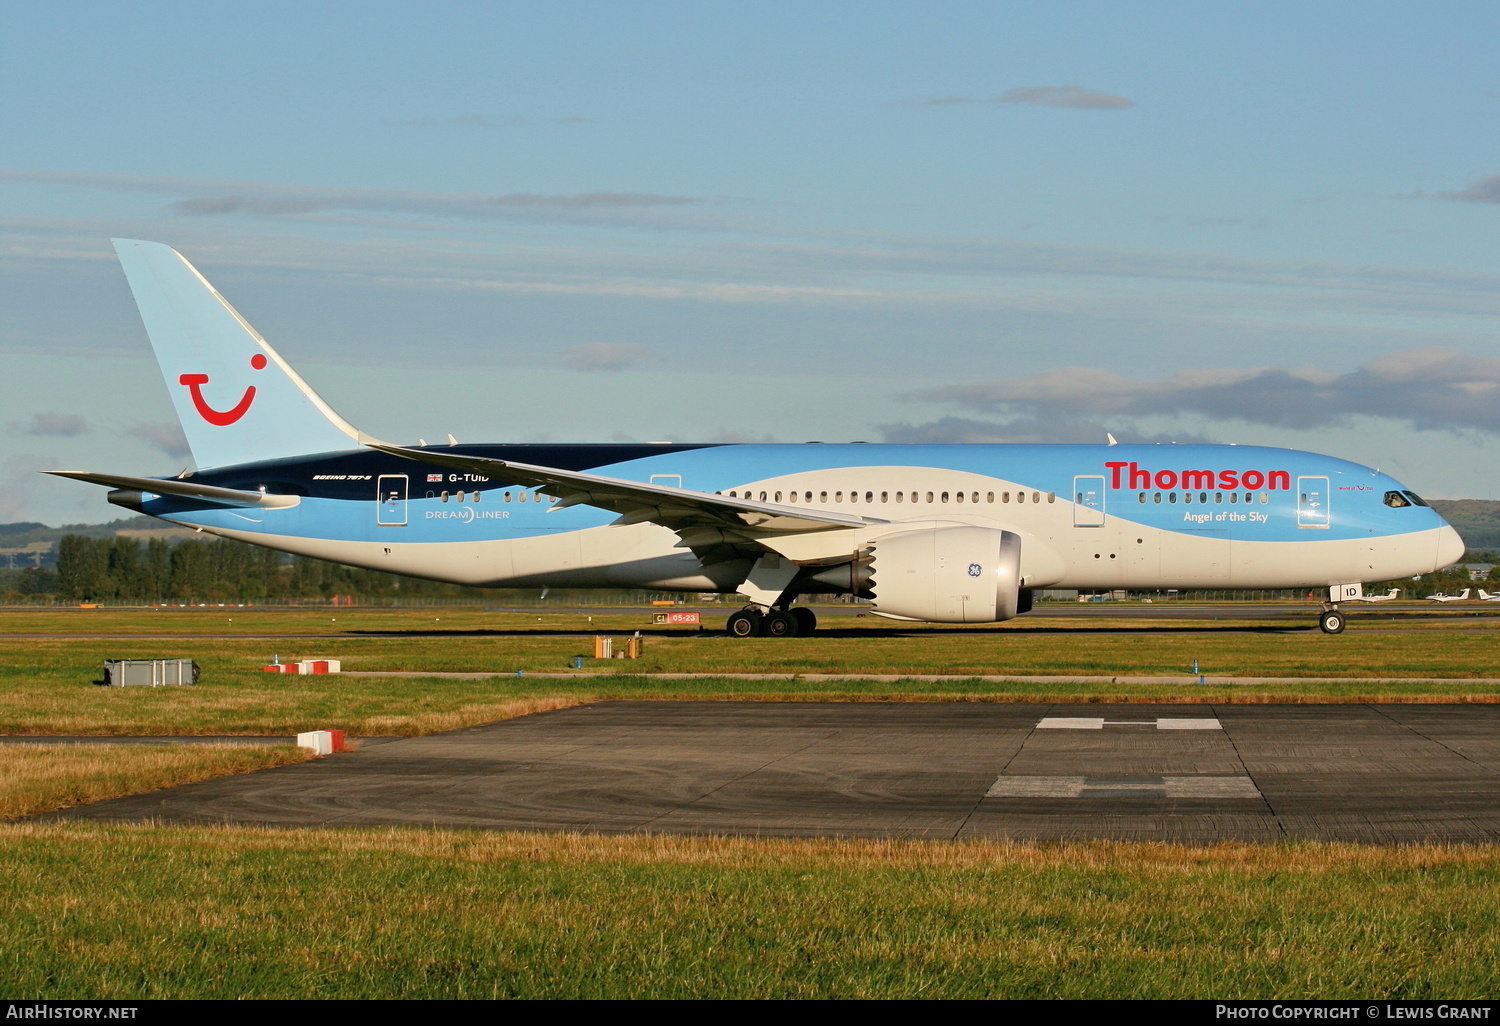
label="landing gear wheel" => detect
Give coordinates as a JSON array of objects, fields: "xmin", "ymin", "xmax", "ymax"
[
  {"xmin": 763, "ymin": 610, "xmax": 798, "ymax": 638},
  {"xmin": 790, "ymin": 608, "xmax": 817, "ymax": 636},
  {"xmin": 727, "ymin": 610, "xmax": 764, "ymax": 638},
  {"xmin": 1319, "ymin": 610, "xmax": 1346, "ymax": 634}
]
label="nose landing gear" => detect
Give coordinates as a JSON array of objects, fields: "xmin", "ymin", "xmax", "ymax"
[{"xmin": 1319, "ymin": 605, "xmax": 1346, "ymax": 634}]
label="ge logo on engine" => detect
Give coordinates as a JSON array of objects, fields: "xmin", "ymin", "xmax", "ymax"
[{"xmin": 967, "ymin": 563, "xmax": 983, "ymax": 577}]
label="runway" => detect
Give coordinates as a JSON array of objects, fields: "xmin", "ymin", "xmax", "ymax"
[
  {"xmin": 9, "ymin": 601, "xmax": 1494, "ymax": 644},
  {"xmin": 35, "ymin": 702, "xmax": 1500, "ymax": 843}
]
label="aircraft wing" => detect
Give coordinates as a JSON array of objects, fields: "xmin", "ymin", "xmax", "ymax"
[{"xmin": 366, "ymin": 443, "xmax": 880, "ymax": 559}]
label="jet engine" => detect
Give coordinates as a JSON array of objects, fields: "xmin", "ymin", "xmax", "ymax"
[{"xmin": 863, "ymin": 524, "xmax": 1026, "ymax": 623}]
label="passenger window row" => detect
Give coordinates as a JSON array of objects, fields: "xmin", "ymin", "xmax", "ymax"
[
  {"xmin": 721, "ymin": 488, "xmax": 1057, "ymax": 505},
  {"xmin": 425, "ymin": 490, "xmax": 562, "ymax": 504},
  {"xmin": 1136, "ymin": 491, "xmax": 1269, "ymax": 505}
]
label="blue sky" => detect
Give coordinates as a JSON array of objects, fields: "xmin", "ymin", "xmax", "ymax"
[{"xmin": 3, "ymin": 1, "xmax": 1498, "ymax": 525}]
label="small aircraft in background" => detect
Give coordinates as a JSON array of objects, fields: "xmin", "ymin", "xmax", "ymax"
[
  {"xmin": 1427, "ymin": 588, "xmax": 1472, "ymax": 602},
  {"xmin": 1478, "ymin": 589, "xmax": 1500, "ymax": 602},
  {"xmin": 1350, "ymin": 588, "xmax": 1400, "ymax": 603}
]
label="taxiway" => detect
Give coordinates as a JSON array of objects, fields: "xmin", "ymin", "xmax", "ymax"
[{"xmin": 34, "ymin": 702, "xmax": 1500, "ymax": 843}]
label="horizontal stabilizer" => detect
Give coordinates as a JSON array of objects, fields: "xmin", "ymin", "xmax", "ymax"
[{"xmin": 47, "ymin": 471, "xmax": 301, "ymax": 509}]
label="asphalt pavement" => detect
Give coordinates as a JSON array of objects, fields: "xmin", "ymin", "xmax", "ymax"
[{"xmin": 33, "ymin": 701, "xmax": 1500, "ymax": 843}]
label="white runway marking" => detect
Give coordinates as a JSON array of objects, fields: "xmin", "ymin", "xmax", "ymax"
[
  {"xmin": 1036, "ymin": 717, "xmax": 1221, "ymax": 730},
  {"xmin": 985, "ymin": 775, "xmax": 1261, "ymax": 799}
]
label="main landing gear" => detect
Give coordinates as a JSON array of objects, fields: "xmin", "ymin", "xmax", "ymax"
[{"xmin": 726, "ymin": 606, "xmax": 817, "ymax": 638}]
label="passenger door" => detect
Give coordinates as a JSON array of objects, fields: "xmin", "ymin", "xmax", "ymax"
[
  {"xmin": 1297, "ymin": 476, "xmax": 1329, "ymax": 529},
  {"xmin": 1072, "ymin": 475, "xmax": 1106, "ymax": 527},
  {"xmin": 377, "ymin": 474, "xmax": 408, "ymax": 526}
]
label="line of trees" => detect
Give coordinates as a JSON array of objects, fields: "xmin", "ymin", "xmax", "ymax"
[
  {"xmin": 44, "ymin": 535, "xmax": 485, "ymax": 604},
  {"xmin": 2, "ymin": 535, "xmax": 1495, "ymax": 607}
]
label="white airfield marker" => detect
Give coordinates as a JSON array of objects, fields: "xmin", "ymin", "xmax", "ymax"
[
  {"xmin": 1036, "ymin": 717, "xmax": 1222, "ymax": 730},
  {"xmin": 985, "ymin": 775, "xmax": 1261, "ymax": 799}
]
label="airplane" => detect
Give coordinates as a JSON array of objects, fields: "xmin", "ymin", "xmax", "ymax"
[
  {"xmin": 50, "ymin": 240, "xmax": 1467, "ymax": 637},
  {"xmin": 1479, "ymin": 590, "xmax": 1500, "ymax": 602},
  {"xmin": 1427, "ymin": 589, "xmax": 1472, "ymax": 602},
  {"xmin": 1349, "ymin": 588, "xmax": 1401, "ymax": 603}
]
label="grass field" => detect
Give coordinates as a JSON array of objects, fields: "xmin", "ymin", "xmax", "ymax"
[
  {"xmin": 0, "ymin": 743, "xmax": 312, "ymax": 820},
  {"xmin": 3, "ymin": 825, "xmax": 1498, "ymax": 999},
  {"xmin": 2, "ymin": 607, "xmax": 1498, "ymax": 738},
  {"xmin": 6, "ymin": 601, "xmax": 1497, "ymax": 638},
  {"xmin": 4, "ymin": 605, "xmax": 1498, "ymax": 999}
]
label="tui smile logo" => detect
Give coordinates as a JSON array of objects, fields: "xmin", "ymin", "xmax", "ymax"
[{"xmin": 179, "ymin": 354, "xmax": 267, "ymax": 425}]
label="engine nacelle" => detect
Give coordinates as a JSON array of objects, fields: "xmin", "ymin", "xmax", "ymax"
[{"xmin": 866, "ymin": 524, "xmax": 1024, "ymax": 623}]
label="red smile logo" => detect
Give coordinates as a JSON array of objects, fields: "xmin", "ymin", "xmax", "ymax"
[{"xmin": 180, "ymin": 354, "xmax": 267, "ymax": 426}]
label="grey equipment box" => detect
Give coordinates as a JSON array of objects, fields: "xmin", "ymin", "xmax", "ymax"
[{"xmin": 102, "ymin": 659, "xmax": 200, "ymax": 687}]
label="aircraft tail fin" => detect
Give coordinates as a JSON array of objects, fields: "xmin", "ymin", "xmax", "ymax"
[{"xmin": 112, "ymin": 239, "xmax": 376, "ymax": 469}]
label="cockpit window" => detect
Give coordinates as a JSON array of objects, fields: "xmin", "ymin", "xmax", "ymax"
[
  {"xmin": 1402, "ymin": 490, "xmax": 1430, "ymax": 507},
  {"xmin": 1383, "ymin": 491, "xmax": 1410, "ymax": 508}
]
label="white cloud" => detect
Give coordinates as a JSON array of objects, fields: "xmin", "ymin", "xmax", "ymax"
[
  {"xmin": 995, "ymin": 85, "xmax": 1135, "ymax": 110},
  {"xmin": 1439, "ymin": 174, "xmax": 1500, "ymax": 204},
  {"xmin": 381, "ymin": 113, "xmax": 592, "ymax": 128},
  {"xmin": 908, "ymin": 349, "xmax": 1500, "ymax": 435},
  {"xmin": 0, "ymin": 169, "xmax": 702, "ymax": 229},
  {"xmin": 382, "ymin": 113, "xmax": 531, "ymax": 128},
  {"xmin": 927, "ymin": 87, "xmax": 1135, "ymax": 110},
  {"xmin": 126, "ymin": 422, "xmax": 192, "ymax": 460},
  {"xmin": 564, "ymin": 343, "xmax": 649, "ymax": 372},
  {"xmin": 7, "ymin": 412, "xmax": 88, "ymax": 437},
  {"xmin": 0, "ymin": 455, "xmax": 49, "ymax": 522},
  {"xmin": 879, "ymin": 414, "xmax": 1210, "ymax": 445}
]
